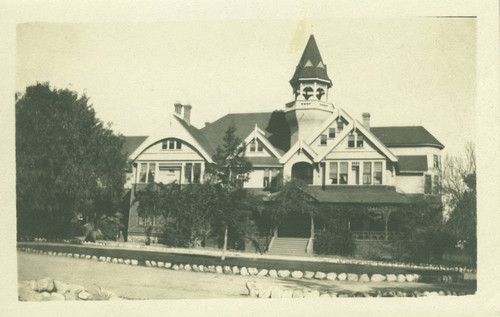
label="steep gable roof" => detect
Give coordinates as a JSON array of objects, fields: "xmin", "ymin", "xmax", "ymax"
[
  {"xmin": 174, "ymin": 115, "xmax": 214, "ymax": 155},
  {"xmin": 200, "ymin": 111, "xmax": 291, "ymax": 155},
  {"xmin": 122, "ymin": 136, "xmax": 147, "ymax": 157},
  {"xmin": 290, "ymin": 35, "xmax": 332, "ymax": 86},
  {"xmin": 371, "ymin": 126, "xmax": 444, "ymax": 149}
]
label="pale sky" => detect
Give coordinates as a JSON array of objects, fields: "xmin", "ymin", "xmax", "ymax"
[{"xmin": 16, "ymin": 18, "xmax": 476, "ymax": 156}]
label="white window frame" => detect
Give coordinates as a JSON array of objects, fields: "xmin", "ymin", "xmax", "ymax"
[{"xmin": 326, "ymin": 160, "xmax": 384, "ymax": 186}]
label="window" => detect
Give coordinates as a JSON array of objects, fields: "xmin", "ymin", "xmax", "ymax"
[
  {"xmin": 249, "ymin": 139, "xmax": 256, "ymax": 152},
  {"xmin": 374, "ymin": 162, "xmax": 383, "ymax": 184},
  {"xmin": 257, "ymin": 140, "xmax": 264, "ymax": 152},
  {"xmin": 138, "ymin": 216, "xmax": 144, "ymax": 226},
  {"xmin": 316, "ymin": 88, "xmax": 325, "ymax": 100},
  {"xmin": 363, "ymin": 162, "xmax": 372, "ymax": 184},
  {"xmin": 271, "ymin": 169, "xmax": 279, "ymax": 187},
  {"xmin": 185, "ymin": 163, "xmax": 192, "ymax": 183},
  {"xmin": 139, "ymin": 163, "xmax": 147, "ymax": 183},
  {"xmin": 337, "ymin": 120, "xmax": 343, "ymax": 133},
  {"xmin": 302, "ymin": 86, "xmax": 313, "ymax": 100},
  {"xmin": 162, "ymin": 140, "xmax": 181, "ymax": 150},
  {"xmin": 433, "ymin": 154, "xmax": 439, "ymax": 168},
  {"xmin": 424, "ymin": 175, "xmax": 432, "ymax": 194},
  {"xmin": 356, "ymin": 134, "xmax": 364, "ymax": 148},
  {"xmin": 352, "ymin": 162, "xmax": 360, "ymax": 185},
  {"xmin": 263, "ymin": 169, "xmax": 270, "ymax": 188},
  {"xmin": 433, "ymin": 175, "xmax": 440, "ymax": 194},
  {"xmin": 148, "ymin": 163, "xmax": 156, "ymax": 183},
  {"xmin": 348, "ymin": 133, "xmax": 355, "ymax": 148},
  {"xmin": 329, "ymin": 162, "xmax": 338, "ymax": 184},
  {"xmin": 339, "ymin": 162, "xmax": 348, "ymax": 184},
  {"xmin": 320, "ymin": 134, "xmax": 327, "ymax": 145},
  {"xmin": 169, "ymin": 140, "xmax": 176, "ymax": 150},
  {"xmin": 193, "ymin": 163, "xmax": 201, "ymax": 184},
  {"xmin": 329, "ymin": 128, "xmax": 336, "ymax": 139}
]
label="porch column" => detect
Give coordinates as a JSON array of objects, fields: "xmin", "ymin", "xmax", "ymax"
[{"xmin": 310, "ymin": 214, "xmax": 315, "ymax": 238}]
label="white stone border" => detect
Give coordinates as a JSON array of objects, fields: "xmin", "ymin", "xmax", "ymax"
[{"xmin": 19, "ymin": 247, "xmax": 467, "ymax": 284}]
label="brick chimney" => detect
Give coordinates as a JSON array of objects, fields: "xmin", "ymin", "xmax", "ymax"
[
  {"xmin": 362, "ymin": 112, "xmax": 371, "ymax": 130},
  {"xmin": 174, "ymin": 102, "xmax": 183, "ymax": 115},
  {"xmin": 183, "ymin": 104, "xmax": 192, "ymax": 125}
]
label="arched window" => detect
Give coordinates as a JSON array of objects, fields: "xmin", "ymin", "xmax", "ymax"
[
  {"xmin": 316, "ymin": 88, "xmax": 325, "ymax": 100},
  {"xmin": 302, "ymin": 87, "xmax": 313, "ymax": 100}
]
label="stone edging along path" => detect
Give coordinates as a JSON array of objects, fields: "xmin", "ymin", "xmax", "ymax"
[
  {"xmin": 21, "ymin": 237, "xmax": 476, "ymax": 274},
  {"xmin": 18, "ymin": 246, "xmax": 461, "ymax": 285}
]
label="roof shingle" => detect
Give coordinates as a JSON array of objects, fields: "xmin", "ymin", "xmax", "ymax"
[{"xmin": 371, "ymin": 126, "xmax": 444, "ymax": 149}]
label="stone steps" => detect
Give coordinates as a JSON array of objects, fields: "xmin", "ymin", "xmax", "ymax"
[{"xmin": 267, "ymin": 238, "xmax": 309, "ymax": 256}]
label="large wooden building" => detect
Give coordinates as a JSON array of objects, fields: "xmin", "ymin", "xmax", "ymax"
[{"xmin": 122, "ymin": 35, "xmax": 444, "ymax": 254}]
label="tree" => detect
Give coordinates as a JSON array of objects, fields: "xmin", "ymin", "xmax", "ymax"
[
  {"xmin": 16, "ymin": 83, "xmax": 127, "ymax": 239},
  {"xmin": 441, "ymin": 143, "xmax": 477, "ymax": 259},
  {"xmin": 259, "ymin": 179, "xmax": 316, "ymax": 248},
  {"xmin": 205, "ymin": 126, "xmax": 253, "ymax": 260}
]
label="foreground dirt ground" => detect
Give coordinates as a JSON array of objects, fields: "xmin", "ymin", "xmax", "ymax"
[{"xmin": 17, "ymin": 252, "xmax": 474, "ymax": 300}]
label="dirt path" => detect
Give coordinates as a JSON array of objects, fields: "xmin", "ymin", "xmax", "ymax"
[{"xmin": 17, "ymin": 252, "xmax": 474, "ymax": 300}]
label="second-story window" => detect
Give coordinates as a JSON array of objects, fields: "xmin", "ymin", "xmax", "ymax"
[
  {"xmin": 339, "ymin": 162, "xmax": 348, "ymax": 184},
  {"xmin": 193, "ymin": 163, "xmax": 201, "ymax": 184},
  {"xmin": 320, "ymin": 134, "xmax": 327, "ymax": 145},
  {"xmin": 363, "ymin": 162, "xmax": 372, "ymax": 184},
  {"xmin": 433, "ymin": 154, "xmax": 439, "ymax": 168},
  {"xmin": 329, "ymin": 162, "xmax": 338, "ymax": 184},
  {"xmin": 139, "ymin": 163, "xmax": 147, "ymax": 183},
  {"xmin": 374, "ymin": 162, "xmax": 383, "ymax": 184},
  {"xmin": 257, "ymin": 140, "xmax": 264, "ymax": 152},
  {"xmin": 148, "ymin": 163, "xmax": 156, "ymax": 183},
  {"xmin": 249, "ymin": 139, "xmax": 256, "ymax": 152},
  {"xmin": 185, "ymin": 163, "xmax": 192, "ymax": 183}
]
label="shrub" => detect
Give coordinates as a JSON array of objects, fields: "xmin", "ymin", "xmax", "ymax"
[
  {"xmin": 314, "ymin": 228, "xmax": 355, "ymax": 256},
  {"xmin": 392, "ymin": 227, "xmax": 455, "ymax": 263}
]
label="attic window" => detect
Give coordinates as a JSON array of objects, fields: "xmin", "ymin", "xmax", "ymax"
[
  {"xmin": 320, "ymin": 134, "xmax": 327, "ymax": 145},
  {"xmin": 257, "ymin": 139, "xmax": 264, "ymax": 152},
  {"xmin": 302, "ymin": 87, "xmax": 314, "ymax": 100},
  {"xmin": 356, "ymin": 134, "xmax": 364, "ymax": 148},
  {"xmin": 348, "ymin": 133, "xmax": 355, "ymax": 148},
  {"xmin": 337, "ymin": 119, "xmax": 344, "ymax": 133},
  {"xmin": 249, "ymin": 139, "xmax": 256, "ymax": 152},
  {"xmin": 316, "ymin": 88, "xmax": 325, "ymax": 100},
  {"xmin": 329, "ymin": 128, "xmax": 335, "ymax": 138},
  {"xmin": 162, "ymin": 140, "xmax": 182, "ymax": 150}
]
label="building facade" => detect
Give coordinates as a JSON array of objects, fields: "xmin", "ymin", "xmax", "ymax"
[{"xmin": 123, "ymin": 35, "xmax": 444, "ymax": 250}]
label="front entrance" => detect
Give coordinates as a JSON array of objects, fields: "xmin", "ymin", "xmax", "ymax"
[
  {"xmin": 291, "ymin": 162, "xmax": 314, "ymax": 185},
  {"xmin": 278, "ymin": 213, "xmax": 311, "ymax": 238}
]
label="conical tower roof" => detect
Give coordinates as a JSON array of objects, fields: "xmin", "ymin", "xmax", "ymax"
[{"xmin": 290, "ymin": 35, "xmax": 332, "ymax": 87}]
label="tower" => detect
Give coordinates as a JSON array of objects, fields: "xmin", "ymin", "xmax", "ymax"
[{"xmin": 286, "ymin": 35, "xmax": 335, "ymax": 145}]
